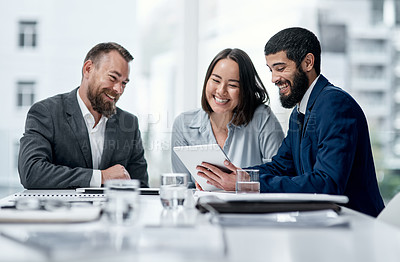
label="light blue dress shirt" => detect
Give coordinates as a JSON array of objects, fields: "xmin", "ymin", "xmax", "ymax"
[{"xmin": 171, "ymin": 104, "xmax": 284, "ymax": 184}]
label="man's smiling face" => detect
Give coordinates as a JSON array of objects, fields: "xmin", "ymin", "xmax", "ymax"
[
  {"xmin": 266, "ymin": 51, "xmax": 309, "ymax": 109},
  {"xmin": 86, "ymin": 50, "xmax": 130, "ymax": 117}
]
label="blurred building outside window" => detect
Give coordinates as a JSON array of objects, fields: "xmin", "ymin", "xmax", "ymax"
[
  {"xmin": 18, "ymin": 21, "xmax": 37, "ymax": 48},
  {"xmin": 17, "ymin": 81, "xmax": 35, "ymax": 108}
]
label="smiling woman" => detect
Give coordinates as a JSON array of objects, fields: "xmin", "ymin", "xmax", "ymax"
[
  {"xmin": 205, "ymin": 58, "xmax": 240, "ymax": 120},
  {"xmin": 171, "ymin": 48, "xmax": 285, "ymax": 187}
]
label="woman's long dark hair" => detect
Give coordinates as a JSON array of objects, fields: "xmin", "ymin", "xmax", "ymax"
[{"xmin": 201, "ymin": 48, "xmax": 269, "ymax": 126}]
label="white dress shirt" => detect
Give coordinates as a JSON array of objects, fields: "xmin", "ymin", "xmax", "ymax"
[
  {"xmin": 77, "ymin": 91, "xmax": 108, "ymax": 187},
  {"xmin": 297, "ymin": 75, "xmax": 320, "ymax": 114}
]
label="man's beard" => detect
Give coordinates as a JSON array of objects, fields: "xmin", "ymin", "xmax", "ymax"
[
  {"xmin": 87, "ymin": 85, "xmax": 119, "ymax": 118},
  {"xmin": 279, "ymin": 67, "xmax": 309, "ymax": 109}
]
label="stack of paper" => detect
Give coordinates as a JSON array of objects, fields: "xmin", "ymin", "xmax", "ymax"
[{"xmin": 0, "ymin": 206, "xmax": 101, "ymax": 223}]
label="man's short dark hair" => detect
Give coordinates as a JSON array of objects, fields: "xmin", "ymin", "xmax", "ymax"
[
  {"xmin": 84, "ymin": 42, "xmax": 133, "ymax": 65},
  {"xmin": 264, "ymin": 27, "xmax": 321, "ymax": 75}
]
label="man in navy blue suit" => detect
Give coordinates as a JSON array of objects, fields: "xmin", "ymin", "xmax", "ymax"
[{"xmin": 197, "ymin": 27, "xmax": 385, "ymax": 217}]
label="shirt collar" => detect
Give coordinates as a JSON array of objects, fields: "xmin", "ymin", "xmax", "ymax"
[
  {"xmin": 189, "ymin": 110, "xmax": 239, "ymax": 134},
  {"xmin": 76, "ymin": 89, "xmax": 108, "ymax": 127},
  {"xmin": 297, "ymin": 74, "xmax": 320, "ymax": 114}
]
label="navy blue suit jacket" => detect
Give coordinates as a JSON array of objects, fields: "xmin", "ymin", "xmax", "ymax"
[{"xmin": 252, "ymin": 75, "xmax": 384, "ymax": 217}]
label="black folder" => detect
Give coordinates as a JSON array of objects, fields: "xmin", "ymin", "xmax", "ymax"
[
  {"xmin": 196, "ymin": 200, "xmax": 341, "ymax": 214},
  {"xmin": 195, "ymin": 193, "xmax": 347, "ymax": 214}
]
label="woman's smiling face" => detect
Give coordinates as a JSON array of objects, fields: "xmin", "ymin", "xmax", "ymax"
[{"xmin": 205, "ymin": 58, "xmax": 240, "ymax": 115}]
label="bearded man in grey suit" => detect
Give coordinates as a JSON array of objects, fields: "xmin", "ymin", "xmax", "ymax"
[{"xmin": 18, "ymin": 42, "xmax": 148, "ymax": 189}]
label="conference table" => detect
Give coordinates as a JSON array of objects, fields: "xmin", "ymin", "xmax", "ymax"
[{"xmin": 0, "ymin": 190, "xmax": 399, "ymax": 262}]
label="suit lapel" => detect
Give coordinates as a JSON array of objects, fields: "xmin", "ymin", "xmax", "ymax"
[
  {"xmin": 64, "ymin": 88, "xmax": 93, "ymax": 167},
  {"xmin": 296, "ymin": 75, "xmax": 330, "ymax": 174},
  {"xmin": 293, "ymin": 109, "xmax": 303, "ymax": 173},
  {"xmin": 100, "ymin": 116, "xmax": 118, "ymax": 170},
  {"xmin": 303, "ymin": 75, "xmax": 330, "ymax": 131}
]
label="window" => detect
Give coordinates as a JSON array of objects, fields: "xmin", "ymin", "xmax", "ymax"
[
  {"xmin": 18, "ymin": 21, "xmax": 37, "ymax": 48},
  {"xmin": 318, "ymin": 9, "xmax": 347, "ymax": 53},
  {"xmin": 396, "ymin": 0, "xmax": 400, "ymax": 25},
  {"xmin": 17, "ymin": 81, "xmax": 35, "ymax": 107},
  {"xmin": 319, "ymin": 23, "xmax": 347, "ymax": 53},
  {"xmin": 358, "ymin": 90, "xmax": 385, "ymax": 106},
  {"xmin": 352, "ymin": 38, "xmax": 386, "ymax": 54},
  {"xmin": 371, "ymin": 0, "xmax": 384, "ymax": 25},
  {"xmin": 354, "ymin": 65, "xmax": 385, "ymax": 79}
]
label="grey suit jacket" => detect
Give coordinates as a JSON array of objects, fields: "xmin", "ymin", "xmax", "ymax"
[{"xmin": 18, "ymin": 88, "xmax": 149, "ymax": 189}]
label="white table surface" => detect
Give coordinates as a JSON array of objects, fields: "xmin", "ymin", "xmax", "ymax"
[{"xmin": 0, "ymin": 190, "xmax": 399, "ymax": 262}]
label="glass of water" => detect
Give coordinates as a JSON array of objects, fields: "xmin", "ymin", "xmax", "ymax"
[
  {"xmin": 104, "ymin": 179, "xmax": 140, "ymax": 226},
  {"xmin": 236, "ymin": 169, "xmax": 260, "ymax": 194},
  {"xmin": 160, "ymin": 173, "xmax": 188, "ymax": 209}
]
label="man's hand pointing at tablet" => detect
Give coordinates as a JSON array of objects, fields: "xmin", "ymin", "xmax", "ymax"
[{"xmin": 196, "ymin": 160, "xmax": 238, "ymax": 191}]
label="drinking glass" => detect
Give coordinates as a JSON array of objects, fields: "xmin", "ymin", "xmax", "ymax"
[
  {"xmin": 236, "ymin": 169, "xmax": 260, "ymax": 194},
  {"xmin": 103, "ymin": 179, "xmax": 140, "ymax": 226},
  {"xmin": 159, "ymin": 173, "xmax": 188, "ymax": 209}
]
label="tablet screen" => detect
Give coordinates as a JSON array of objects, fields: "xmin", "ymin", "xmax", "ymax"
[{"xmin": 173, "ymin": 144, "xmax": 231, "ymax": 191}]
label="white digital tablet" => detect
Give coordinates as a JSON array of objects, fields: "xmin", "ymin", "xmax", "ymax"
[{"xmin": 173, "ymin": 144, "xmax": 231, "ymax": 191}]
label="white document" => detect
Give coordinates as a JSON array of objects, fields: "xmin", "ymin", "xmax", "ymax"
[
  {"xmin": 0, "ymin": 190, "xmax": 103, "ymax": 223},
  {"xmin": 0, "ymin": 206, "xmax": 101, "ymax": 223},
  {"xmin": 218, "ymin": 192, "xmax": 349, "ymax": 204},
  {"xmin": 173, "ymin": 144, "xmax": 232, "ymax": 191},
  {"xmin": 195, "ymin": 191, "xmax": 349, "ymax": 204},
  {"xmin": 214, "ymin": 210, "xmax": 350, "ymax": 228}
]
